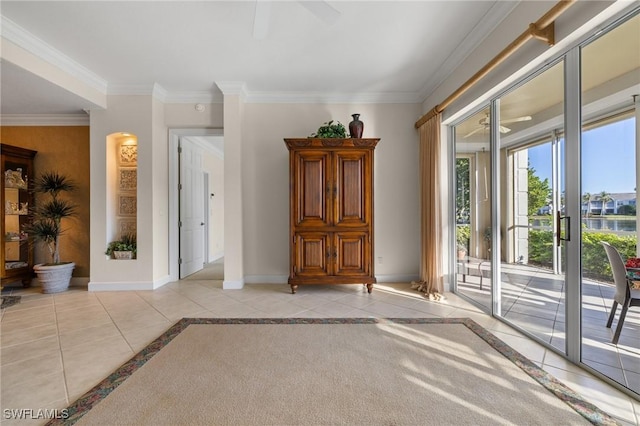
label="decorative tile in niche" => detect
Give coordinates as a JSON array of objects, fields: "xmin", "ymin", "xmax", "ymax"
[
  {"xmin": 118, "ymin": 195, "xmax": 137, "ymax": 216},
  {"xmin": 118, "ymin": 219, "xmax": 137, "ymax": 238},
  {"xmin": 118, "ymin": 168, "xmax": 137, "ymax": 191},
  {"xmin": 119, "ymin": 144, "xmax": 138, "ymax": 165}
]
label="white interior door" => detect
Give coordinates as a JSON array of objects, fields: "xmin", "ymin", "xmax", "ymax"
[
  {"xmin": 179, "ymin": 138, "xmax": 205, "ymax": 278},
  {"xmin": 203, "ymin": 172, "xmax": 210, "ymax": 263}
]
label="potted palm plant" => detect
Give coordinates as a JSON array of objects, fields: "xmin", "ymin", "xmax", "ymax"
[{"xmin": 23, "ymin": 171, "xmax": 77, "ymax": 293}]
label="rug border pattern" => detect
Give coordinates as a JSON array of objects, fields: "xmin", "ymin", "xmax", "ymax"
[{"xmin": 46, "ymin": 317, "xmax": 619, "ymax": 426}]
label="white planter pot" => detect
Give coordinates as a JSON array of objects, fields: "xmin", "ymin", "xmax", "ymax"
[
  {"xmin": 33, "ymin": 262, "xmax": 75, "ymax": 294},
  {"xmin": 113, "ymin": 251, "xmax": 133, "ymax": 260}
]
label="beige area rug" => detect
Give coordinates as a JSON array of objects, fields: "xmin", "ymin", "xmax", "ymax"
[
  {"xmin": 50, "ymin": 318, "xmax": 618, "ymax": 426},
  {"xmin": 182, "ymin": 258, "xmax": 224, "ymax": 280}
]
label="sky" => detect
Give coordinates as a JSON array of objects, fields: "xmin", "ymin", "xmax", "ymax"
[{"xmin": 528, "ymin": 117, "xmax": 636, "ymax": 195}]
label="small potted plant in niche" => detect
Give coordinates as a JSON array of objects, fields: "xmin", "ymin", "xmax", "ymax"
[
  {"xmin": 23, "ymin": 171, "xmax": 77, "ymax": 293},
  {"xmin": 105, "ymin": 233, "xmax": 136, "ymax": 260},
  {"xmin": 310, "ymin": 120, "xmax": 347, "ymax": 138}
]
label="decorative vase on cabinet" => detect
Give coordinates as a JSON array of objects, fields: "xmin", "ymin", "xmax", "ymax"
[
  {"xmin": 284, "ymin": 137, "xmax": 379, "ymax": 294},
  {"xmin": 1, "ymin": 144, "xmax": 37, "ymax": 289},
  {"xmin": 348, "ymin": 114, "xmax": 364, "ymax": 138}
]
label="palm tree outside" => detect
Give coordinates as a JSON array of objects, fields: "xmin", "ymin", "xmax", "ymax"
[
  {"xmin": 582, "ymin": 192, "xmax": 592, "ymax": 217},
  {"xmin": 598, "ymin": 191, "xmax": 612, "ymax": 216}
]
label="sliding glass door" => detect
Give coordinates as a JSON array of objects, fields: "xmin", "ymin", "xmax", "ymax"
[
  {"xmin": 501, "ymin": 135, "xmax": 567, "ymax": 352},
  {"xmin": 451, "ymin": 8, "xmax": 639, "ymax": 397},
  {"xmin": 497, "ymin": 61, "xmax": 567, "ymax": 352},
  {"xmin": 580, "ymin": 13, "xmax": 639, "ymax": 395},
  {"xmin": 454, "ymin": 106, "xmax": 492, "ymax": 311}
]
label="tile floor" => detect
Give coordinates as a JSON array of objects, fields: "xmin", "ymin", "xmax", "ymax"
[
  {"xmin": 457, "ymin": 261, "xmax": 640, "ymax": 396},
  {"xmin": 1, "ymin": 280, "xmax": 639, "ymax": 425}
]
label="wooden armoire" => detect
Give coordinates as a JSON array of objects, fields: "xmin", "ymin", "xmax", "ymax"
[{"xmin": 284, "ymin": 138, "xmax": 379, "ymax": 294}]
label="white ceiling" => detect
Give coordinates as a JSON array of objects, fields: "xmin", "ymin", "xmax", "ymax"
[{"xmin": 0, "ymin": 1, "xmax": 519, "ymax": 115}]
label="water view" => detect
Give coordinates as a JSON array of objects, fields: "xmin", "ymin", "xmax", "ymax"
[{"xmin": 531, "ymin": 217, "xmax": 637, "ymax": 234}]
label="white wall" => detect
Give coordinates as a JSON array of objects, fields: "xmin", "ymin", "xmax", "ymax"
[
  {"xmin": 242, "ymin": 103, "xmax": 422, "ymax": 282},
  {"xmin": 203, "ymin": 152, "xmax": 224, "ymax": 261},
  {"xmin": 89, "ymin": 95, "xmax": 155, "ymax": 290},
  {"xmin": 152, "ymin": 96, "xmax": 169, "ymax": 283},
  {"xmin": 164, "ymin": 103, "xmax": 224, "ymax": 128},
  {"xmin": 221, "ymin": 92, "xmax": 245, "ymax": 289},
  {"xmin": 91, "ymin": 99, "xmax": 227, "ymax": 289}
]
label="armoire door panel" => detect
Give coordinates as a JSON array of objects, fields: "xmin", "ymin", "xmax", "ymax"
[
  {"xmin": 334, "ymin": 232, "xmax": 370, "ymax": 276},
  {"xmin": 294, "ymin": 232, "xmax": 332, "ymax": 277},
  {"xmin": 293, "ymin": 151, "xmax": 331, "ymax": 227},
  {"xmin": 334, "ymin": 151, "xmax": 370, "ymax": 227}
]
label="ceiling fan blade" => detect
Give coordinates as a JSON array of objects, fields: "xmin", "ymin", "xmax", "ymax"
[
  {"xmin": 463, "ymin": 127, "xmax": 484, "ymax": 138},
  {"xmin": 253, "ymin": 0, "xmax": 272, "ymax": 40},
  {"xmin": 500, "ymin": 115, "xmax": 532, "ymax": 124},
  {"xmin": 298, "ymin": 0, "xmax": 341, "ymax": 26},
  {"xmin": 499, "ymin": 125, "xmax": 511, "ymax": 134}
]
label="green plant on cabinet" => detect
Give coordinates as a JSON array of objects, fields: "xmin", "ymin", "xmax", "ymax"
[{"xmin": 310, "ymin": 120, "xmax": 347, "ymax": 138}]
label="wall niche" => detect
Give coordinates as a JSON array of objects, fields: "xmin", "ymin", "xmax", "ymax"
[{"xmin": 107, "ymin": 133, "xmax": 137, "ymax": 259}]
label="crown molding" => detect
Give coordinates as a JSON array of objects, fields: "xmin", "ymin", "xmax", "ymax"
[
  {"xmin": 152, "ymin": 83, "xmax": 168, "ymax": 102},
  {"xmin": 416, "ymin": 1, "xmax": 519, "ymax": 103},
  {"xmin": 106, "ymin": 83, "xmax": 169, "ymax": 102},
  {"xmin": 1, "ymin": 15, "xmax": 108, "ymax": 93},
  {"xmin": 107, "ymin": 85, "xmax": 223, "ymax": 104},
  {"xmin": 215, "ymin": 81, "xmax": 248, "ymax": 100},
  {"xmin": 0, "ymin": 114, "xmax": 89, "ymax": 126},
  {"xmin": 107, "ymin": 84, "xmax": 157, "ymax": 96},
  {"xmin": 244, "ymin": 91, "xmax": 422, "ymax": 104}
]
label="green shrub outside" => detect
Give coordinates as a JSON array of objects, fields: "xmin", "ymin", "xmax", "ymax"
[
  {"xmin": 528, "ymin": 229, "xmax": 636, "ymax": 281},
  {"xmin": 456, "ymin": 224, "xmax": 470, "ymax": 250},
  {"xmin": 528, "ymin": 230, "xmax": 554, "ymax": 268}
]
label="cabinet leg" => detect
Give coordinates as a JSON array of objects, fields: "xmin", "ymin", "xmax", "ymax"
[
  {"xmin": 366, "ymin": 283, "xmax": 373, "ymax": 293},
  {"xmin": 22, "ymin": 279, "xmax": 31, "ymax": 288},
  {"xmin": 290, "ymin": 284, "xmax": 298, "ymax": 294}
]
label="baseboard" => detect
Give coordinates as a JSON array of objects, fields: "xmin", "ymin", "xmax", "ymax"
[
  {"xmin": 222, "ymin": 279, "xmax": 244, "ymax": 290},
  {"xmin": 208, "ymin": 252, "xmax": 224, "ymax": 263}
]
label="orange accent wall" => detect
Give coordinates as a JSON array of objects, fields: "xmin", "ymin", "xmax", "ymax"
[{"xmin": 1, "ymin": 126, "xmax": 90, "ymax": 277}]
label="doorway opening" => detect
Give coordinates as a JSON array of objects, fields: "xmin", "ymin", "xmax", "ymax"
[{"xmin": 168, "ymin": 129, "xmax": 224, "ymax": 282}]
